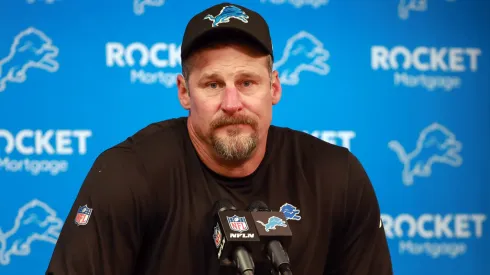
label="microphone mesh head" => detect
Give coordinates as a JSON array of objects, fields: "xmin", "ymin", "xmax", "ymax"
[
  {"xmin": 213, "ymin": 199, "xmax": 237, "ymax": 214},
  {"xmin": 247, "ymin": 200, "xmax": 270, "ymax": 212}
]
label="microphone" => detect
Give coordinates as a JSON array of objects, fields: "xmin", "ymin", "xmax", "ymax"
[
  {"xmin": 247, "ymin": 201, "xmax": 293, "ymax": 275},
  {"xmin": 212, "ymin": 199, "xmax": 261, "ymax": 275}
]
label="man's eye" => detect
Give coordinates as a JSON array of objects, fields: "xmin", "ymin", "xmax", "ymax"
[
  {"xmin": 208, "ymin": 82, "xmax": 218, "ymax": 89},
  {"xmin": 242, "ymin": 80, "xmax": 255, "ymax": 87}
]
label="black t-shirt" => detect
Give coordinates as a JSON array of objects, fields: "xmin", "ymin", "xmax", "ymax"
[{"xmin": 46, "ymin": 117, "xmax": 393, "ymax": 275}]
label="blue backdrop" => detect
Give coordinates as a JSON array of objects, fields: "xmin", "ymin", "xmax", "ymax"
[{"xmin": 1, "ymin": 0, "xmax": 489, "ymax": 274}]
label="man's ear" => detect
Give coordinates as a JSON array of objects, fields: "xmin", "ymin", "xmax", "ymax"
[
  {"xmin": 271, "ymin": 70, "xmax": 282, "ymax": 105},
  {"xmin": 177, "ymin": 74, "xmax": 190, "ymax": 110}
]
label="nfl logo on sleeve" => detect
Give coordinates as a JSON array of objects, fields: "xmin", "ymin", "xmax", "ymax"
[{"xmin": 75, "ymin": 204, "xmax": 93, "ymax": 226}]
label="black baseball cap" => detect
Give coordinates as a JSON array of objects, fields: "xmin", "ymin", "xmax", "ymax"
[{"xmin": 181, "ymin": 2, "xmax": 273, "ymax": 62}]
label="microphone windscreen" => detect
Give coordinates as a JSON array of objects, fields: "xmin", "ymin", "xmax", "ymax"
[
  {"xmin": 247, "ymin": 200, "xmax": 270, "ymax": 212},
  {"xmin": 213, "ymin": 199, "xmax": 237, "ymax": 214}
]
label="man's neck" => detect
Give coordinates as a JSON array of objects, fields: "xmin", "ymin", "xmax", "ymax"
[{"xmin": 187, "ymin": 120, "xmax": 267, "ymax": 178}]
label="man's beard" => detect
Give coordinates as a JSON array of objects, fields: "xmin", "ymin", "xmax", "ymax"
[{"xmin": 209, "ymin": 115, "xmax": 259, "ymax": 161}]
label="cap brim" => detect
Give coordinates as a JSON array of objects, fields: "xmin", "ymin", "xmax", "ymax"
[{"xmin": 181, "ymin": 27, "xmax": 272, "ymax": 61}]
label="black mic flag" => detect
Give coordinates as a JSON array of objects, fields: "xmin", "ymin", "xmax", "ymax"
[
  {"xmin": 247, "ymin": 201, "xmax": 294, "ymax": 275},
  {"xmin": 212, "ymin": 199, "xmax": 261, "ymax": 275}
]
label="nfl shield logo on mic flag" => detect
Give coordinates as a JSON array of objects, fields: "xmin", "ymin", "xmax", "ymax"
[
  {"xmin": 75, "ymin": 204, "xmax": 93, "ymax": 226},
  {"xmin": 227, "ymin": 215, "xmax": 249, "ymax": 233},
  {"xmin": 213, "ymin": 223, "xmax": 222, "ymax": 248}
]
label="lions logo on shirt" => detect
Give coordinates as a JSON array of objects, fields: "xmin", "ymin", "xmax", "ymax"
[{"xmin": 279, "ymin": 203, "xmax": 301, "ymax": 221}]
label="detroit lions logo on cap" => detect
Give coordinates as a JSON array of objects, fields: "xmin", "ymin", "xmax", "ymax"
[{"xmin": 204, "ymin": 5, "xmax": 249, "ymax": 27}]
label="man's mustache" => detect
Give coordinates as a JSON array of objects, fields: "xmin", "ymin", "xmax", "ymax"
[{"xmin": 210, "ymin": 115, "xmax": 258, "ymax": 130}]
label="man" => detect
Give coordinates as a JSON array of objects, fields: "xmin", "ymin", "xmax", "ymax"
[{"xmin": 46, "ymin": 2, "xmax": 393, "ymax": 275}]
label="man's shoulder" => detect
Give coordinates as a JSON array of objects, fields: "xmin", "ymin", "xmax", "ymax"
[
  {"xmin": 270, "ymin": 125, "xmax": 368, "ymax": 199},
  {"xmin": 125, "ymin": 117, "xmax": 188, "ymax": 147},
  {"xmin": 271, "ymin": 125, "xmax": 349, "ymax": 159},
  {"xmin": 98, "ymin": 117, "xmax": 188, "ymax": 163},
  {"xmin": 270, "ymin": 125, "xmax": 357, "ymax": 180}
]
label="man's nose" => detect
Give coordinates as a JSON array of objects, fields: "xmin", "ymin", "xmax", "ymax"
[{"xmin": 221, "ymin": 86, "xmax": 243, "ymax": 114}]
